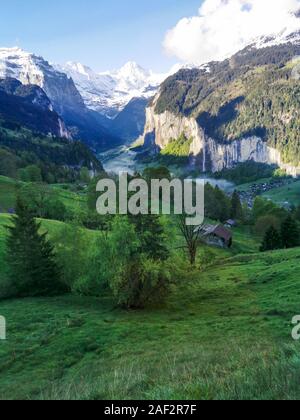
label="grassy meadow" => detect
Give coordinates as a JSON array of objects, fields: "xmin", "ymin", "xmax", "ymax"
[
  {"xmin": 0, "ymin": 176, "xmax": 86, "ymax": 214},
  {"xmin": 263, "ymin": 180, "xmax": 300, "ymax": 207},
  {"xmin": 0, "ymin": 170, "xmax": 300, "ymax": 400},
  {"xmin": 0, "ymin": 207, "xmax": 300, "ymax": 399}
]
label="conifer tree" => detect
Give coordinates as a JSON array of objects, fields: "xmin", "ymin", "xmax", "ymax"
[
  {"xmin": 260, "ymin": 226, "xmax": 282, "ymax": 252},
  {"xmin": 129, "ymin": 213, "xmax": 169, "ymax": 261},
  {"xmin": 231, "ymin": 190, "xmax": 243, "ymax": 220},
  {"xmin": 6, "ymin": 196, "xmax": 65, "ymax": 297},
  {"xmin": 281, "ymin": 215, "xmax": 300, "ymax": 249}
]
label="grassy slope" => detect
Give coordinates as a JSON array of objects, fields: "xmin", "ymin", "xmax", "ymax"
[
  {"xmin": 236, "ymin": 178, "xmax": 273, "ymax": 192},
  {"xmin": 0, "ymin": 176, "xmax": 87, "ymax": 214},
  {"xmin": 0, "ymin": 212, "xmax": 299, "ymax": 400},
  {"xmin": 0, "ymin": 176, "xmax": 18, "ymax": 211},
  {"xmin": 0, "ymin": 174, "xmax": 299, "ymax": 400},
  {"xmin": 236, "ymin": 177, "xmax": 300, "ymax": 207},
  {"xmin": 262, "ymin": 180, "xmax": 300, "ymax": 207}
]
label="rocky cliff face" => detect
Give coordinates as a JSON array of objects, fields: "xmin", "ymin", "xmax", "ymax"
[
  {"xmin": 0, "ymin": 48, "xmax": 85, "ymax": 116},
  {"xmin": 142, "ymin": 100, "xmax": 300, "ymax": 177},
  {"xmin": 0, "ymin": 78, "xmax": 71, "ymax": 139},
  {"xmin": 148, "ymin": 36, "xmax": 300, "ymax": 175},
  {"xmin": 0, "ymin": 48, "xmax": 121, "ymax": 150}
]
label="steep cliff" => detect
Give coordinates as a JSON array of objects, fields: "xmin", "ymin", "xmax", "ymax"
[
  {"xmin": 143, "ymin": 100, "xmax": 300, "ymax": 177},
  {"xmin": 0, "ymin": 78, "xmax": 70, "ymax": 139},
  {"xmin": 142, "ymin": 39, "xmax": 300, "ymax": 176},
  {"xmin": 0, "ymin": 48, "xmax": 121, "ymax": 150}
]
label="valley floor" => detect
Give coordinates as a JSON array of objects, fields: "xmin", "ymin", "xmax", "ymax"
[{"xmin": 1, "ymin": 245, "xmax": 300, "ymax": 400}]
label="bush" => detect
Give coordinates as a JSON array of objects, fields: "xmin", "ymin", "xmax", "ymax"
[
  {"xmin": 0, "ymin": 148, "xmax": 18, "ymax": 178},
  {"xmin": 260, "ymin": 226, "xmax": 282, "ymax": 252},
  {"xmin": 18, "ymin": 183, "xmax": 67, "ymax": 221},
  {"xmin": 111, "ymin": 258, "xmax": 171, "ymax": 309},
  {"xmin": 18, "ymin": 164, "xmax": 42, "ymax": 182},
  {"xmin": 255, "ymin": 215, "xmax": 281, "ymax": 237},
  {"xmin": 53, "ymin": 222, "xmax": 91, "ymax": 291},
  {"xmin": 72, "ymin": 217, "xmax": 172, "ymax": 309},
  {"xmin": 72, "ymin": 234, "xmax": 113, "ymax": 296},
  {"xmin": 252, "ymin": 197, "xmax": 288, "ymax": 224}
]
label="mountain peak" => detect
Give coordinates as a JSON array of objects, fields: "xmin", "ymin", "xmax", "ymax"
[
  {"xmin": 60, "ymin": 60, "xmax": 167, "ymax": 118},
  {"xmin": 0, "ymin": 46, "xmax": 31, "ymax": 58},
  {"xmin": 64, "ymin": 61, "xmax": 94, "ymax": 77},
  {"xmin": 121, "ymin": 60, "xmax": 141, "ymax": 69},
  {"xmin": 119, "ymin": 61, "xmax": 145, "ymax": 72},
  {"xmin": 116, "ymin": 61, "xmax": 149, "ymax": 80}
]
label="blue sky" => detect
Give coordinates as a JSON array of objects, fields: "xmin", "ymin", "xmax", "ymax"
[{"xmin": 1, "ymin": 0, "xmax": 202, "ymax": 72}]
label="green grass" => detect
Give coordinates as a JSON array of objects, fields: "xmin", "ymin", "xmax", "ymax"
[
  {"xmin": 236, "ymin": 178, "xmax": 273, "ymax": 192},
  {"xmin": 0, "ymin": 177, "xmax": 299, "ymax": 400},
  {"xmin": 0, "ymin": 176, "xmax": 19, "ymax": 211},
  {"xmin": 0, "ymin": 176, "xmax": 87, "ymax": 214},
  {"xmin": 0, "ymin": 213, "xmax": 299, "ymax": 399},
  {"xmin": 160, "ymin": 136, "xmax": 192, "ymax": 159},
  {"xmin": 263, "ymin": 180, "xmax": 300, "ymax": 207}
]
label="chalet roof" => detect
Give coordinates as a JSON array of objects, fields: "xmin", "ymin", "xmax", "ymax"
[
  {"xmin": 213, "ymin": 225, "xmax": 232, "ymax": 242},
  {"xmin": 225, "ymin": 219, "xmax": 236, "ymax": 226},
  {"xmin": 196, "ymin": 223, "xmax": 232, "ymax": 242}
]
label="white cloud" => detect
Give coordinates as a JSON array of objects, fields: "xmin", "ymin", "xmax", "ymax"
[{"xmin": 163, "ymin": 0, "xmax": 300, "ymax": 65}]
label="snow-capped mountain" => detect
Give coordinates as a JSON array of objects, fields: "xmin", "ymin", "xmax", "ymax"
[
  {"xmin": 253, "ymin": 28, "xmax": 300, "ymax": 50},
  {"xmin": 0, "ymin": 47, "xmax": 121, "ymax": 150},
  {"xmin": 0, "ymin": 78, "xmax": 71, "ymax": 139},
  {"xmin": 0, "ymin": 47, "xmax": 85, "ymax": 116},
  {"xmin": 57, "ymin": 61, "xmax": 168, "ymax": 118}
]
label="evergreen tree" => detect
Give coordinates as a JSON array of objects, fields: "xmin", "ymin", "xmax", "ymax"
[
  {"xmin": 6, "ymin": 196, "xmax": 65, "ymax": 297},
  {"xmin": 281, "ymin": 215, "xmax": 300, "ymax": 249},
  {"xmin": 231, "ymin": 190, "xmax": 243, "ymax": 220},
  {"xmin": 214, "ymin": 186, "xmax": 231, "ymax": 222},
  {"xmin": 292, "ymin": 205, "xmax": 300, "ymax": 223},
  {"xmin": 204, "ymin": 184, "xmax": 231, "ymax": 222},
  {"xmin": 129, "ymin": 213, "xmax": 170, "ymax": 261},
  {"xmin": 260, "ymin": 226, "xmax": 282, "ymax": 252}
]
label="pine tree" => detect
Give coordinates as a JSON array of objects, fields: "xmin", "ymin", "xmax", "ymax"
[
  {"xmin": 281, "ymin": 215, "xmax": 300, "ymax": 249},
  {"xmin": 231, "ymin": 190, "xmax": 243, "ymax": 220},
  {"xmin": 214, "ymin": 186, "xmax": 231, "ymax": 222},
  {"xmin": 6, "ymin": 196, "xmax": 65, "ymax": 297},
  {"xmin": 260, "ymin": 226, "xmax": 282, "ymax": 252},
  {"xmin": 128, "ymin": 214, "xmax": 170, "ymax": 261}
]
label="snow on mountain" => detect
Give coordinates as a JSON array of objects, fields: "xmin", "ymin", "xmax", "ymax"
[
  {"xmin": 57, "ymin": 60, "xmax": 170, "ymax": 118},
  {"xmin": 0, "ymin": 47, "xmax": 121, "ymax": 149},
  {"xmin": 0, "ymin": 47, "xmax": 85, "ymax": 116},
  {"xmin": 253, "ymin": 28, "xmax": 300, "ymax": 50},
  {"xmin": 0, "ymin": 47, "xmax": 44, "ymax": 85},
  {"xmin": 0, "ymin": 47, "xmax": 177, "ymax": 121}
]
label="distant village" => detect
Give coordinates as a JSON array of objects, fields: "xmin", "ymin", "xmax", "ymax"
[{"xmin": 238, "ymin": 178, "xmax": 296, "ymax": 209}]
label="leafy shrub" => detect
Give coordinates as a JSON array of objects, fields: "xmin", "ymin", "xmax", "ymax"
[
  {"xmin": 111, "ymin": 257, "xmax": 171, "ymax": 309},
  {"xmin": 255, "ymin": 215, "xmax": 281, "ymax": 237},
  {"xmin": 71, "ymin": 217, "xmax": 171, "ymax": 309}
]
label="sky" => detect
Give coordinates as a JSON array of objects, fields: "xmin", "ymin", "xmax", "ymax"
[
  {"xmin": 164, "ymin": 0, "xmax": 300, "ymax": 65},
  {"xmin": 1, "ymin": 0, "xmax": 300, "ymax": 73},
  {"xmin": 0, "ymin": 0, "xmax": 202, "ymax": 72}
]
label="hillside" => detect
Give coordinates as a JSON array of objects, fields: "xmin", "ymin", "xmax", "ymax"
[
  {"xmin": 0, "ymin": 48, "xmax": 121, "ymax": 151},
  {"xmin": 0, "ymin": 176, "xmax": 87, "ymax": 214},
  {"xmin": 0, "ymin": 125, "xmax": 103, "ymax": 183},
  {"xmin": 0, "ymin": 212, "xmax": 299, "ymax": 400},
  {"xmin": 142, "ymin": 39, "xmax": 300, "ymax": 174},
  {"xmin": 0, "ymin": 78, "xmax": 70, "ymax": 139},
  {"xmin": 263, "ymin": 180, "xmax": 300, "ymax": 207}
]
